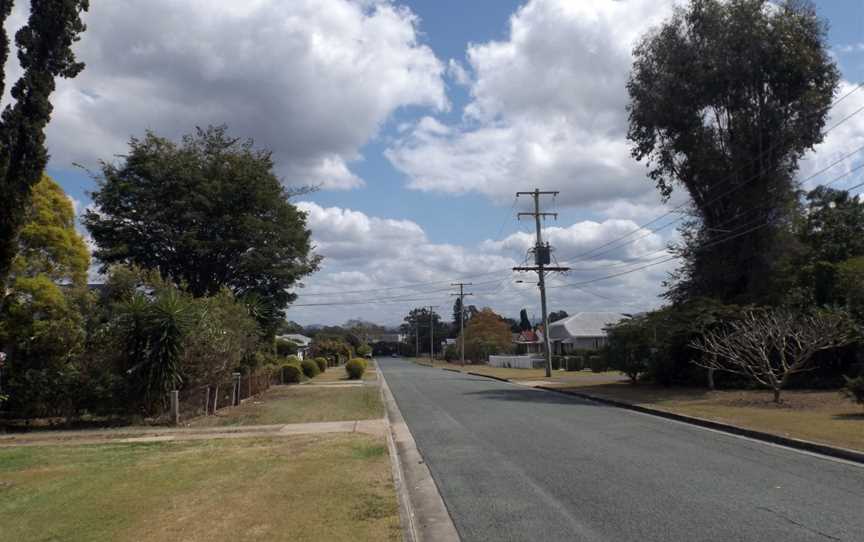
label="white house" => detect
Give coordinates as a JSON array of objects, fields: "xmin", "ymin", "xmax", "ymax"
[
  {"xmin": 547, "ymin": 312, "xmax": 624, "ymax": 354},
  {"xmin": 277, "ymin": 333, "xmax": 312, "ymax": 360}
]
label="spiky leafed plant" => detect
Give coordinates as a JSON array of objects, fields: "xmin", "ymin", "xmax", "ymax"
[{"xmin": 119, "ymin": 290, "xmax": 194, "ymax": 412}]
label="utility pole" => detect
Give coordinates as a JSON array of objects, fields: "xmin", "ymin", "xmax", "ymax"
[
  {"xmin": 514, "ymin": 189, "xmax": 570, "ymax": 377},
  {"xmin": 415, "ymin": 320, "xmax": 419, "ymax": 359},
  {"xmin": 428, "ymin": 305, "xmax": 439, "ymax": 363},
  {"xmin": 450, "ymin": 283, "xmax": 473, "ymax": 366}
]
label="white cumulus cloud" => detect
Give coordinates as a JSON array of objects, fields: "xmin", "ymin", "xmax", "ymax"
[{"xmin": 4, "ymin": 0, "xmax": 447, "ymax": 190}]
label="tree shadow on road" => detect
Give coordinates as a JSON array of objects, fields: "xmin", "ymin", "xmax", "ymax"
[{"xmin": 462, "ymin": 388, "xmax": 603, "ymax": 406}]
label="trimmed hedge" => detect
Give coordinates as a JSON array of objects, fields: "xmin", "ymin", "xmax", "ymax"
[
  {"xmin": 314, "ymin": 357, "xmax": 327, "ymax": 373},
  {"xmin": 301, "ymin": 359, "xmax": 321, "ymax": 378},
  {"xmin": 282, "ymin": 364, "xmax": 303, "ymax": 384},
  {"xmin": 345, "ymin": 358, "xmax": 366, "ymax": 380}
]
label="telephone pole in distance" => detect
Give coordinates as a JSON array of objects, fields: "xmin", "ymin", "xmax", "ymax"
[
  {"xmin": 428, "ymin": 305, "xmax": 439, "ymax": 363},
  {"xmin": 513, "ymin": 189, "xmax": 570, "ymax": 377},
  {"xmin": 450, "ymin": 283, "xmax": 473, "ymax": 366}
]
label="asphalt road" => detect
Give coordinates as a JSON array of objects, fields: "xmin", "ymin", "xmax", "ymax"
[{"xmin": 378, "ymin": 357, "xmax": 864, "ymax": 542}]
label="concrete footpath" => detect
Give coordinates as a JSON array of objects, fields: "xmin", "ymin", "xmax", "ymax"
[{"xmin": 0, "ymin": 419, "xmax": 386, "ymax": 447}]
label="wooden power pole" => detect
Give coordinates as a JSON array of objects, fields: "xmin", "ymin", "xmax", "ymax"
[
  {"xmin": 450, "ymin": 283, "xmax": 473, "ymax": 365},
  {"xmin": 428, "ymin": 305, "xmax": 439, "ymax": 363},
  {"xmin": 513, "ymin": 189, "xmax": 570, "ymax": 377}
]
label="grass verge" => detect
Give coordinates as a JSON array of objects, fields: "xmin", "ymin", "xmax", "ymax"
[
  {"xmin": 189, "ymin": 384, "xmax": 383, "ymax": 427},
  {"xmin": 0, "ymin": 433, "xmax": 400, "ymax": 542},
  {"xmin": 413, "ymin": 358, "xmax": 864, "ymax": 452},
  {"xmin": 550, "ymin": 382, "xmax": 864, "ymax": 452}
]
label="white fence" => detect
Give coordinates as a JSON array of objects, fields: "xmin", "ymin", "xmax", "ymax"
[{"xmin": 488, "ymin": 355, "xmax": 545, "ymax": 369}]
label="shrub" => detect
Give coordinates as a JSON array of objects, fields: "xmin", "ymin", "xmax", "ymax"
[
  {"xmin": 314, "ymin": 357, "xmax": 327, "ymax": 373},
  {"xmin": 300, "ymin": 359, "xmax": 320, "ymax": 378},
  {"xmin": 565, "ymin": 356, "xmax": 582, "ymax": 371},
  {"xmin": 588, "ymin": 355, "xmax": 607, "ymax": 373},
  {"xmin": 444, "ymin": 343, "xmax": 458, "ymax": 362},
  {"xmin": 842, "ymin": 375, "xmax": 864, "ymax": 407},
  {"xmin": 281, "ymin": 364, "xmax": 302, "ymax": 384},
  {"xmin": 346, "ymin": 358, "xmax": 366, "ymax": 380},
  {"xmin": 551, "ymin": 356, "xmax": 562, "ymax": 370}
]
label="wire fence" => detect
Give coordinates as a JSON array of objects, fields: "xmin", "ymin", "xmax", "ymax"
[{"xmin": 171, "ymin": 368, "xmax": 280, "ymax": 423}]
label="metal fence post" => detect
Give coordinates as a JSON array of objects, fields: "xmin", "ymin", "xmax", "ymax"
[{"xmin": 170, "ymin": 390, "xmax": 179, "ymax": 425}]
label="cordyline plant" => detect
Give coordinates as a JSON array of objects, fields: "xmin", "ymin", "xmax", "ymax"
[{"xmin": 690, "ymin": 309, "xmax": 854, "ymax": 403}]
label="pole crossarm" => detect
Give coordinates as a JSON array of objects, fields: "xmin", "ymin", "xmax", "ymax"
[
  {"xmin": 513, "ymin": 266, "xmax": 571, "ymax": 272},
  {"xmin": 518, "ymin": 212, "xmax": 558, "ymax": 219},
  {"xmin": 514, "ymin": 188, "xmax": 562, "ymax": 377}
]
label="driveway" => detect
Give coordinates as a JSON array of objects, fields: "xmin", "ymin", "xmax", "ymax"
[{"xmin": 378, "ymin": 357, "xmax": 864, "ymax": 542}]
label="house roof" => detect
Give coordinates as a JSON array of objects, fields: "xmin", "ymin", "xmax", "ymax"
[
  {"xmin": 514, "ymin": 329, "xmax": 540, "ymax": 343},
  {"xmin": 278, "ymin": 333, "xmax": 312, "ymax": 346},
  {"xmin": 547, "ymin": 312, "xmax": 624, "ymax": 340}
]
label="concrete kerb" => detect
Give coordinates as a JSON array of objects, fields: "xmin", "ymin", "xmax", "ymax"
[
  {"xmin": 455, "ymin": 367, "xmax": 864, "ymax": 466},
  {"xmin": 379, "ymin": 362, "xmax": 461, "ymax": 542}
]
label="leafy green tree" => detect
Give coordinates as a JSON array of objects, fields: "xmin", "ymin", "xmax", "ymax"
[
  {"xmin": 0, "ymin": 175, "xmax": 90, "ymax": 416},
  {"xmin": 627, "ymin": 0, "xmax": 839, "ymax": 304},
  {"xmin": 799, "ymin": 186, "xmax": 864, "ymax": 263},
  {"xmin": 0, "ymin": 0, "xmax": 89, "ymax": 284},
  {"xmin": 400, "ymin": 307, "xmax": 447, "ymax": 355},
  {"xmin": 460, "ymin": 308, "xmax": 513, "ymax": 362},
  {"xmin": 548, "ymin": 310, "xmax": 568, "ymax": 323},
  {"xmin": 83, "ymin": 126, "xmax": 320, "ymax": 332},
  {"xmin": 182, "ymin": 289, "xmax": 261, "ymax": 391},
  {"xmin": 605, "ymin": 315, "xmax": 654, "ymax": 382}
]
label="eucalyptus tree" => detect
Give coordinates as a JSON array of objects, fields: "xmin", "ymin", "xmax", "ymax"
[{"xmin": 627, "ymin": 0, "xmax": 839, "ymax": 303}]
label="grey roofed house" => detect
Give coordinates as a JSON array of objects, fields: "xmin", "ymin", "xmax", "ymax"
[
  {"xmin": 276, "ymin": 333, "xmax": 313, "ymax": 359},
  {"xmin": 547, "ymin": 312, "xmax": 624, "ymax": 353}
]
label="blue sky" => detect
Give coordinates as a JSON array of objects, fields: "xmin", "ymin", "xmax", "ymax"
[{"xmin": 10, "ymin": 0, "xmax": 864, "ymax": 325}]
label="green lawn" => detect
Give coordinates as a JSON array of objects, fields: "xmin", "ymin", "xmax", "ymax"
[
  {"xmin": 0, "ymin": 434, "xmax": 400, "ymax": 542},
  {"xmin": 189, "ymin": 384, "xmax": 383, "ymax": 427},
  {"xmin": 311, "ymin": 365, "xmax": 378, "ymax": 383}
]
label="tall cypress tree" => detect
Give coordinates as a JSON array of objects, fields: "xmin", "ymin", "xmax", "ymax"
[{"xmin": 0, "ymin": 0, "xmax": 90, "ymax": 284}]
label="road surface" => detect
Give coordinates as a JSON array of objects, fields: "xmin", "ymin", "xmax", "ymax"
[{"xmin": 378, "ymin": 357, "xmax": 864, "ymax": 542}]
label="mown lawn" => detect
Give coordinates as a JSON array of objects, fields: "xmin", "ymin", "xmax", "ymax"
[
  {"xmin": 189, "ymin": 384, "xmax": 383, "ymax": 427},
  {"xmin": 311, "ymin": 364, "xmax": 378, "ymax": 383},
  {"xmin": 0, "ymin": 434, "xmax": 400, "ymax": 542}
]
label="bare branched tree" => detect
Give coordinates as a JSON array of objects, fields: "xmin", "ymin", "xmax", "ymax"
[{"xmin": 690, "ymin": 309, "xmax": 854, "ymax": 403}]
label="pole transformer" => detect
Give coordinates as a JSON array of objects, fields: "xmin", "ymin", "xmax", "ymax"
[{"xmin": 514, "ymin": 189, "xmax": 570, "ymax": 377}]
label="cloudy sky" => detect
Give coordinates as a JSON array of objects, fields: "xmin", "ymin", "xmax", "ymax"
[{"xmin": 5, "ymin": 0, "xmax": 864, "ymax": 326}]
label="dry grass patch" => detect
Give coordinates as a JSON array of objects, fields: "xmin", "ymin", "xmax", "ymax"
[
  {"xmin": 0, "ymin": 434, "xmax": 400, "ymax": 542},
  {"xmin": 189, "ymin": 384, "xmax": 383, "ymax": 427},
  {"xmin": 551, "ymin": 381, "xmax": 864, "ymax": 452}
]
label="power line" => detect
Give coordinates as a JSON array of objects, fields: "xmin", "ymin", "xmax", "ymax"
[
  {"xmin": 554, "ymin": 82, "xmax": 864, "ymax": 266},
  {"xmin": 547, "ymin": 161, "xmax": 864, "ymax": 291}
]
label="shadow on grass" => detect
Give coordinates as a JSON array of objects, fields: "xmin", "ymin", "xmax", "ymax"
[{"xmin": 833, "ymin": 412, "xmax": 864, "ymax": 420}]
